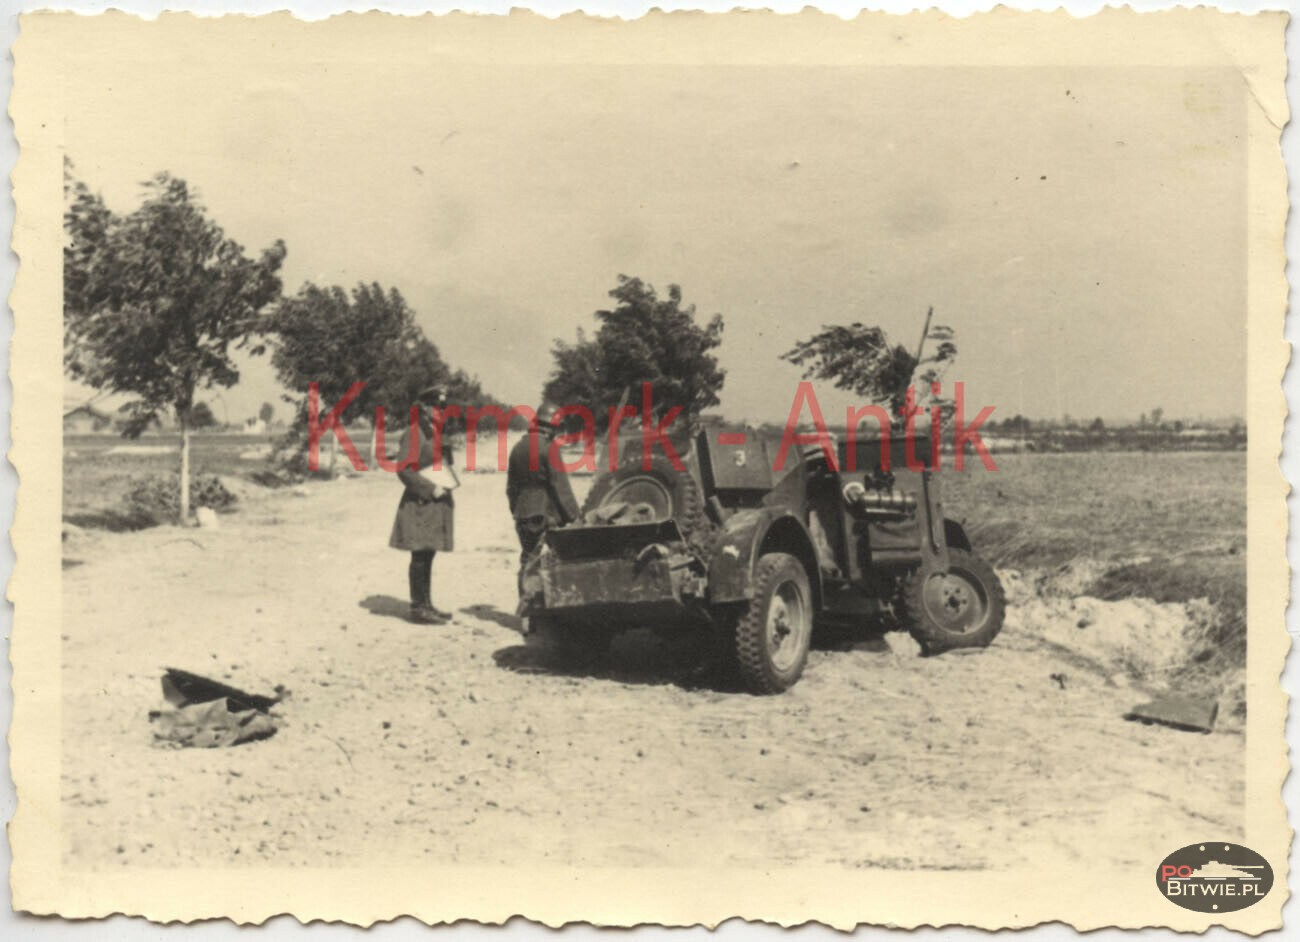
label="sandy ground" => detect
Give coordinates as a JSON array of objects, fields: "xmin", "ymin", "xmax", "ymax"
[{"xmin": 60, "ymin": 470, "xmax": 1243, "ymax": 871}]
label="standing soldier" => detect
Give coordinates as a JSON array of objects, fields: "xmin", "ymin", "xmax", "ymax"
[
  {"xmin": 507, "ymin": 403, "xmax": 579, "ymax": 592},
  {"xmin": 390, "ymin": 385, "xmax": 457, "ymax": 624}
]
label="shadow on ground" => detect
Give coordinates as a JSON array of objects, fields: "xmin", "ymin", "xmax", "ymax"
[
  {"xmin": 493, "ymin": 628, "xmax": 746, "ymax": 693},
  {"xmin": 359, "ymin": 594, "xmax": 413, "ymax": 621},
  {"xmin": 461, "ymin": 604, "xmax": 522, "ymax": 633},
  {"xmin": 492, "ymin": 621, "xmax": 896, "ymax": 692},
  {"xmin": 65, "ymin": 510, "xmax": 155, "ymax": 532}
]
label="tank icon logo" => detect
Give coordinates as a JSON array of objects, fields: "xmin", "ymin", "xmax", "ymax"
[{"xmin": 1156, "ymin": 842, "xmax": 1273, "ymax": 913}]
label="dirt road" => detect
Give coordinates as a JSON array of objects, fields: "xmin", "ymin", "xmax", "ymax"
[{"xmin": 60, "ymin": 470, "xmax": 1243, "ymax": 870}]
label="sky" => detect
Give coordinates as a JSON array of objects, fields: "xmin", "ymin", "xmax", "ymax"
[{"xmin": 60, "ymin": 40, "xmax": 1247, "ymax": 427}]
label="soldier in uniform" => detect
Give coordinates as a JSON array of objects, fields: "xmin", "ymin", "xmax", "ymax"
[
  {"xmin": 507, "ymin": 404, "xmax": 580, "ymax": 592},
  {"xmin": 390, "ymin": 385, "xmax": 456, "ymax": 624}
]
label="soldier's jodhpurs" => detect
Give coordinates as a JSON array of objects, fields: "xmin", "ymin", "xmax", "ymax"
[
  {"xmin": 516, "ymin": 515, "xmax": 547, "ymax": 559},
  {"xmin": 515, "ymin": 515, "xmax": 548, "ymax": 594},
  {"xmin": 408, "ymin": 550, "xmax": 435, "ymax": 607}
]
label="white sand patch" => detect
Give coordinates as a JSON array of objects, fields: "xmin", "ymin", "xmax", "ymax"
[{"xmin": 1002, "ymin": 566, "xmax": 1217, "ymax": 682}]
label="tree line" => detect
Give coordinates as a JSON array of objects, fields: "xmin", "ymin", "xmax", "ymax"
[
  {"xmin": 64, "ymin": 163, "xmax": 503, "ymax": 519},
  {"xmin": 63, "ymin": 162, "xmax": 948, "ymax": 523}
]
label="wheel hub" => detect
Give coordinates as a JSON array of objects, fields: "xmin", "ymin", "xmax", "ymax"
[
  {"xmin": 770, "ymin": 601, "xmax": 792, "ymax": 644},
  {"xmin": 605, "ymin": 476, "xmax": 673, "ymax": 521},
  {"xmin": 922, "ymin": 569, "xmax": 988, "ymax": 634},
  {"xmin": 940, "ymin": 581, "xmax": 971, "ymax": 613},
  {"xmin": 766, "ymin": 584, "xmax": 808, "ymax": 672}
]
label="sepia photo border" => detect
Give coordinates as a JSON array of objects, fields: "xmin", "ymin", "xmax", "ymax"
[{"xmin": 7, "ymin": 7, "xmax": 1292, "ymax": 931}]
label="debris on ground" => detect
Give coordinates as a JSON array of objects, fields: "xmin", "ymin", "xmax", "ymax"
[
  {"xmin": 150, "ymin": 668, "xmax": 283, "ymax": 748},
  {"xmin": 1124, "ymin": 694, "xmax": 1218, "ymax": 734}
]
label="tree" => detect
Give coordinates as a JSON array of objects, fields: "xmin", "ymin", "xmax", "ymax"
[
  {"xmin": 369, "ymin": 327, "xmax": 454, "ymax": 419},
  {"xmin": 543, "ymin": 275, "xmax": 725, "ymax": 432},
  {"xmin": 258, "ymin": 401, "xmax": 275, "ymax": 425},
  {"xmin": 268, "ymin": 282, "xmax": 486, "ymax": 470},
  {"xmin": 781, "ymin": 315, "xmax": 956, "ymax": 421},
  {"xmin": 271, "ymin": 283, "xmax": 434, "ymax": 423},
  {"xmin": 63, "ymin": 167, "xmax": 285, "ymax": 522},
  {"xmin": 1001, "ymin": 414, "xmax": 1032, "ymax": 436},
  {"xmin": 63, "ymin": 158, "xmax": 116, "ymax": 381},
  {"xmin": 189, "ymin": 402, "xmax": 218, "ymax": 429}
]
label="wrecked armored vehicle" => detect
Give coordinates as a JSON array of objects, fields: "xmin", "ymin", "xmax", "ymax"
[{"xmin": 519, "ymin": 427, "xmax": 1006, "ymax": 693}]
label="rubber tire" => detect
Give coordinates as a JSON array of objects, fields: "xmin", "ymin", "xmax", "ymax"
[
  {"xmin": 732, "ymin": 552, "xmax": 814, "ymax": 694},
  {"xmin": 581, "ymin": 453, "xmax": 705, "ymax": 536},
  {"xmin": 898, "ymin": 549, "xmax": 1006, "ymax": 655}
]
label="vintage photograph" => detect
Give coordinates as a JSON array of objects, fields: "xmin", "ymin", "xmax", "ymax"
[{"xmin": 8, "ymin": 8, "xmax": 1290, "ymax": 931}]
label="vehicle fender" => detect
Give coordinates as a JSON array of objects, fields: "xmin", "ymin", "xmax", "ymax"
[
  {"xmin": 943, "ymin": 517, "xmax": 973, "ymax": 553},
  {"xmin": 707, "ymin": 508, "xmax": 822, "ymax": 607}
]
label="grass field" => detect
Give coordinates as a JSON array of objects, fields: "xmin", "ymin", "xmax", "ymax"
[
  {"xmin": 63, "ymin": 432, "xmax": 276, "ymax": 529},
  {"xmin": 944, "ymin": 451, "xmax": 1244, "ymax": 602}
]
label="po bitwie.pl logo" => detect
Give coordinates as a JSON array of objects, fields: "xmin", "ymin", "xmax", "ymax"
[{"xmin": 1156, "ymin": 842, "xmax": 1274, "ymax": 913}]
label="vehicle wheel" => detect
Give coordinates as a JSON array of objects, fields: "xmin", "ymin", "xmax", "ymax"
[
  {"xmin": 581, "ymin": 454, "xmax": 705, "ymax": 536},
  {"xmin": 732, "ymin": 552, "xmax": 813, "ymax": 694},
  {"xmin": 898, "ymin": 549, "xmax": 1006, "ymax": 654}
]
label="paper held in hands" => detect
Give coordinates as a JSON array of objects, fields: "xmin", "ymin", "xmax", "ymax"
[{"xmin": 418, "ymin": 462, "xmax": 459, "ymax": 493}]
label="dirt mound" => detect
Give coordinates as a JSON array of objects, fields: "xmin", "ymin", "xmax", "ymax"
[{"xmin": 1002, "ymin": 566, "xmax": 1240, "ymax": 723}]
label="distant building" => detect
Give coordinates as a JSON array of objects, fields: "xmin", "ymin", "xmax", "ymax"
[
  {"xmin": 973, "ymin": 435, "xmax": 1029, "ymax": 454},
  {"xmin": 244, "ymin": 417, "xmax": 267, "ymax": 435},
  {"xmin": 62, "ymin": 404, "xmax": 113, "ymax": 434}
]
